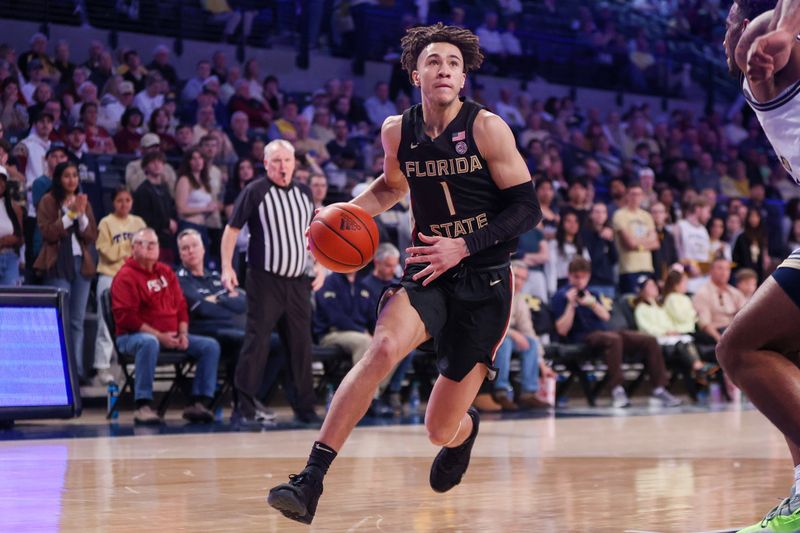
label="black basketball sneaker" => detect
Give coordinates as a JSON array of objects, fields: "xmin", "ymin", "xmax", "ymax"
[
  {"xmin": 267, "ymin": 466, "xmax": 324, "ymax": 524},
  {"xmin": 429, "ymin": 407, "xmax": 480, "ymax": 493}
]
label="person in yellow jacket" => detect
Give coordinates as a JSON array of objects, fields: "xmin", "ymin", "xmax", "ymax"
[{"xmin": 93, "ymin": 185, "xmax": 146, "ymax": 385}]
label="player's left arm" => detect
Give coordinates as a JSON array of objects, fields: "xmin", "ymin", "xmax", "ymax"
[
  {"xmin": 405, "ymin": 111, "xmax": 542, "ymax": 286},
  {"xmin": 747, "ymin": 1, "xmax": 800, "ymax": 83}
]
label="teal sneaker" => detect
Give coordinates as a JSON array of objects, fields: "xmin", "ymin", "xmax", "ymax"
[{"xmin": 738, "ymin": 488, "xmax": 800, "ymax": 533}]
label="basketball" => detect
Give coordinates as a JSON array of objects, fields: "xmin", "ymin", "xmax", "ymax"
[{"xmin": 308, "ymin": 202, "xmax": 379, "ymax": 273}]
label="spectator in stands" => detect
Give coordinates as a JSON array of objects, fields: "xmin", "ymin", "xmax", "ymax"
[
  {"xmin": 70, "ymin": 80, "xmax": 99, "ymax": 125},
  {"xmin": 0, "ymin": 164, "xmax": 23, "ymax": 286},
  {"xmin": 111, "ymin": 227, "xmax": 220, "ymax": 424},
  {"xmin": 1, "ymin": 78, "xmax": 29, "ymax": 141},
  {"xmin": 182, "ymin": 60, "xmax": 212, "ymax": 104},
  {"xmin": 31, "ymin": 145, "xmax": 69, "ymax": 259},
  {"xmin": 501, "ymin": 19, "xmax": 523, "ymax": 57},
  {"xmin": 147, "ymin": 107, "xmax": 177, "ymax": 153},
  {"xmin": 364, "ymin": 81, "xmax": 396, "ymax": 130},
  {"xmin": 18, "ymin": 33, "xmax": 56, "ymax": 83},
  {"xmin": 518, "ymin": 112, "xmax": 549, "ymax": 151},
  {"xmin": 552, "ymin": 257, "xmax": 679, "ymax": 408},
  {"xmin": 132, "ymin": 151, "xmax": 177, "ymax": 264},
  {"xmin": 311, "ymin": 106, "xmax": 334, "ymax": 145},
  {"xmin": 327, "ymin": 118, "xmax": 363, "ymax": 170},
  {"xmin": 175, "ymin": 148, "xmax": 218, "ymax": 251},
  {"xmin": 220, "ymin": 139, "xmax": 320, "ymax": 424},
  {"xmin": 126, "ymin": 134, "xmax": 177, "ymax": 194},
  {"xmin": 26, "ymin": 84, "xmax": 52, "ymax": 126},
  {"xmin": 43, "ymin": 99, "xmax": 66, "ymax": 144},
  {"xmin": 308, "ymin": 173, "xmax": 328, "ymax": 209},
  {"xmin": 612, "ymin": 182, "xmax": 658, "ymax": 293},
  {"xmin": 64, "ymin": 125, "xmax": 88, "ymax": 163},
  {"xmin": 547, "ymin": 210, "xmax": 590, "ymax": 295},
  {"xmin": 133, "ymin": 72, "xmax": 164, "ymax": 123},
  {"xmin": 21, "ymin": 60, "xmax": 45, "ymax": 104},
  {"xmin": 228, "ymin": 79, "xmax": 272, "ymax": 130},
  {"xmin": 536, "ymin": 179, "xmax": 559, "ymax": 239},
  {"xmin": 650, "ymin": 202, "xmax": 678, "ymax": 280},
  {"xmin": 241, "ymin": 59, "xmax": 263, "ymax": 103},
  {"xmin": 707, "ymin": 216, "xmax": 732, "ymax": 262},
  {"xmin": 98, "ymin": 78, "xmax": 133, "ymax": 134},
  {"xmin": 81, "ymin": 102, "xmax": 116, "ymax": 154},
  {"xmin": 495, "ymin": 88, "xmax": 525, "ymax": 129},
  {"xmin": 565, "ymin": 180, "xmax": 591, "ymax": 225},
  {"xmin": 192, "ymin": 105, "xmax": 218, "ymax": 144},
  {"xmin": 169, "ymin": 123, "xmax": 194, "ymax": 159},
  {"xmin": 734, "ymin": 268, "xmax": 758, "ymax": 301},
  {"xmin": 113, "ymin": 107, "xmax": 144, "ymax": 155},
  {"xmin": 476, "ymin": 12, "xmax": 505, "ymax": 65},
  {"xmin": 492, "ymin": 261, "xmax": 554, "ymax": 410},
  {"xmin": 120, "ymin": 50, "xmax": 147, "ymax": 94},
  {"xmin": 35, "ymin": 161, "xmax": 98, "ymax": 382},
  {"xmin": 314, "ymin": 269, "xmax": 393, "ymax": 417},
  {"xmin": 674, "ymin": 198, "xmax": 711, "ymax": 293},
  {"xmin": 262, "ymin": 76, "xmax": 284, "ymax": 116},
  {"xmin": 147, "ymin": 45, "xmax": 177, "ymax": 90},
  {"xmin": 89, "ymin": 51, "xmax": 114, "ymax": 93},
  {"xmin": 692, "ymin": 257, "xmax": 746, "ymax": 345},
  {"xmin": 293, "ymin": 115, "xmax": 330, "ymax": 165},
  {"xmin": 211, "ymin": 51, "xmax": 227, "ymax": 85},
  {"xmin": 583, "ymin": 202, "xmax": 617, "ymax": 298},
  {"xmin": 94, "ymin": 186, "xmax": 146, "ymax": 385},
  {"xmin": 219, "ymin": 64, "xmax": 239, "ymax": 105},
  {"xmin": 692, "ymin": 152, "xmax": 721, "ymax": 193},
  {"xmin": 732, "ymin": 208, "xmax": 769, "ymax": 282}
]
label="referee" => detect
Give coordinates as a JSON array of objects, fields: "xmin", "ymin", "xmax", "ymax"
[{"xmin": 221, "ymin": 139, "xmax": 320, "ymax": 424}]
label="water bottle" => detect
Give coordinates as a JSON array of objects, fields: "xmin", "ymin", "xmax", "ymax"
[
  {"xmin": 709, "ymin": 382, "xmax": 722, "ymax": 404},
  {"xmin": 107, "ymin": 382, "xmax": 119, "ymax": 420},
  {"xmin": 325, "ymin": 383, "xmax": 335, "ymax": 413},
  {"xmin": 409, "ymin": 382, "xmax": 421, "ymax": 413}
]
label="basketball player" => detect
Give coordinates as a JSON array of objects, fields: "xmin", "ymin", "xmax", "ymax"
[
  {"xmin": 267, "ymin": 23, "xmax": 541, "ymax": 524},
  {"xmin": 720, "ymin": 2, "xmax": 800, "ymax": 531}
]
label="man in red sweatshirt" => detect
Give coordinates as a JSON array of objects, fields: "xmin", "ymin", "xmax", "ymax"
[{"xmin": 111, "ymin": 227, "xmax": 220, "ymax": 424}]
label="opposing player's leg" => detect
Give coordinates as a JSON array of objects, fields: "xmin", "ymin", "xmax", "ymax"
[
  {"xmin": 425, "ymin": 362, "xmax": 488, "ymax": 492},
  {"xmin": 716, "ymin": 273, "xmax": 800, "ymax": 533},
  {"xmin": 267, "ymin": 288, "xmax": 429, "ymax": 524}
]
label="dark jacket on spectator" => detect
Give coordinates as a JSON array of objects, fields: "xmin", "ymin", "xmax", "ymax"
[
  {"xmin": 652, "ymin": 226, "xmax": 678, "ymax": 280},
  {"xmin": 551, "ymin": 285, "xmax": 609, "ymax": 343},
  {"xmin": 582, "ymin": 227, "xmax": 617, "ymax": 286},
  {"xmin": 34, "ymin": 192, "xmax": 98, "ymax": 277},
  {"xmin": 313, "ymin": 273, "xmax": 375, "ymax": 339},
  {"xmin": 132, "ymin": 179, "xmax": 176, "ymax": 247},
  {"xmin": 111, "ymin": 257, "xmax": 188, "ymax": 336},
  {"xmin": 176, "ymin": 265, "xmax": 246, "ymax": 335}
]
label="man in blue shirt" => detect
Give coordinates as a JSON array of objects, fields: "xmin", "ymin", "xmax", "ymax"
[{"xmin": 551, "ymin": 257, "xmax": 678, "ymax": 408}]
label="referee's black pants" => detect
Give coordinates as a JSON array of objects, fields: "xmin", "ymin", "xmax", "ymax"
[{"xmin": 235, "ymin": 268, "xmax": 316, "ymax": 412}]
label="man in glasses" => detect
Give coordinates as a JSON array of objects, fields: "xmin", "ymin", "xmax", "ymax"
[
  {"xmin": 111, "ymin": 227, "xmax": 220, "ymax": 424},
  {"xmin": 691, "ymin": 256, "xmax": 747, "ymax": 346}
]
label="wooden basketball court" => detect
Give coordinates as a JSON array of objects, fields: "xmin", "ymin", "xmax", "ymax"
[{"xmin": 0, "ymin": 407, "xmax": 790, "ymax": 532}]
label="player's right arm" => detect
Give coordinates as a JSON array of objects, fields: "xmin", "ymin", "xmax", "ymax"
[
  {"xmin": 746, "ymin": 3, "xmax": 800, "ymax": 86},
  {"xmin": 350, "ymin": 115, "xmax": 409, "ymax": 218}
]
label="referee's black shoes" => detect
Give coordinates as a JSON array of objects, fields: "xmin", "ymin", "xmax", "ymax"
[
  {"xmin": 267, "ymin": 465, "xmax": 324, "ymax": 524},
  {"xmin": 429, "ymin": 407, "xmax": 480, "ymax": 493}
]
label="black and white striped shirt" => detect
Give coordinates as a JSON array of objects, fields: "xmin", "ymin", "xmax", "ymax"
[{"xmin": 229, "ymin": 178, "xmax": 314, "ymax": 278}]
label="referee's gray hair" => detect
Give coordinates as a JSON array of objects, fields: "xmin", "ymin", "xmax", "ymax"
[
  {"xmin": 264, "ymin": 139, "xmax": 295, "ymax": 159},
  {"xmin": 374, "ymin": 243, "xmax": 400, "ymax": 262}
]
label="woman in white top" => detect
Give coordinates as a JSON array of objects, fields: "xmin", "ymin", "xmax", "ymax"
[
  {"xmin": 175, "ymin": 148, "xmax": 219, "ymax": 254},
  {"xmin": 546, "ymin": 210, "xmax": 590, "ymax": 295},
  {"xmin": 707, "ymin": 216, "xmax": 732, "ymax": 262}
]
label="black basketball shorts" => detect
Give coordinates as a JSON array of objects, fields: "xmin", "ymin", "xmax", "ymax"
[
  {"xmin": 388, "ymin": 261, "xmax": 514, "ymax": 382},
  {"xmin": 773, "ymin": 248, "xmax": 800, "ymax": 310}
]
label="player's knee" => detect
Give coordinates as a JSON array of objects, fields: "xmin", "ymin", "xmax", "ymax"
[
  {"xmin": 365, "ymin": 334, "xmax": 400, "ymax": 372},
  {"xmin": 716, "ymin": 331, "xmax": 743, "ymax": 375},
  {"xmin": 425, "ymin": 418, "xmax": 458, "ymax": 447}
]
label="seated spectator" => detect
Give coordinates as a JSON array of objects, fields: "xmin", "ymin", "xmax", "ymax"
[
  {"xmin": 308, "ymin": 173, "xmax": 328, "ymax": 210},
  {"xmin": 228, "ymin": 79, "xmax": 273, "ymax": 130},
  {"xmin": 691, "ymin": 257, "xmax": 747, "ymax": 345},
  {"xmin": 732, "ymin": 208, "xmax": 769, "ymax": 282},
  {"xmin": 546, "ymin": 210, "xmax": 590, "ymax": 295},
  {"xmin": 634, "ymin": 274, "xmax": 712, "ymax": 387},
  {"xmin": 734, "ymin": 268, "xmax": 758, "ymax": 301},
  {"xmin": 650, "ymin": 202, "xmax": 678, "ymax": 280},
  {"xmin": 81, "ymin": 102, "xmax": 116, "ymax": 154},
  {"xmin": 674, "ymin": 198, "xmax": 712, "ymax": 293},
  {"xmin": 228, "ymin": 111, "xmax": 254, "ymax": 159},
  {"xmin": 113, "ymin": 107, "xmax": 144, "ymax": 155},
  {"xmin": 182, "ymin": 60, "xmax": 211, "ymax": 103},
  {"xmin": 0, "ymin": 164, "xmax": 23, "ymax": 286},
  {"xmin": 536, "ymin": 179, "xmax": 559, "ymax": 238},
  {"xmin": 168, "ymin": 123, "xmax": 195, "ymax": 159},
  {"xmin": 313, "ymin": 270, "xmax": 393, "ymax": 417},
  {"xmin": 132, "ymin": 152, "xmax": 178, "ymax": 264},
  {"xmin": 294, "ymin": 115, "xmax": 330, "ymax": 165},
  {"xmin": 707, "ymin": 216, "xmax": 732, "ymax": 262},
  {"xmin": 111, "ymin": 227, "xmax": 220, "ymax": 424},
  {"xmin": 494, "ymin": 88, "xmax": 525, "ymax": 129},
  {"xmin": 1, "ymin": 78, "xmax": 30, "ymax": 139},
  {"xmin": 552, "ymin": 257, "xmax": 680, "ymax": 408},
  {"xmin": 612, "ymin": 183, "xmax": 658, "ymax": 294},
  {"xmin": 94, "ymin": 186, "xmax": 146, "ymax": 385},
  {"xmin": 133, "ymin": 72, "xmax": 165, "ymax": 125},
  {"xmin": 147, "ymin": 45, "xmax": 178, "ymax": 91},
  {"xmin": 120, "ymin": 49, "xmax": 147, "ymax": 94},
  {"xmin": 147, "ymin": 107, "xmax": 177, "ymax": 154},
  {"xmin": 490, "ymin": 261, "xmax": 555, "ymax": 410},
  {"xmin": 35, "ymin": 162, "xmax": 98, "ymax": 381},
  {"xmin": 98, "ymin": 78, "xmax": 134, "ymax": 135},
  {"xmin": 582, "ymin": 202, "xmax": 618, "ymax": 299},
  {"xmin": 125, "ymin": 134, "xmax": 177, "ymax": 195},
  {"xmin": 326, "ymin": 119, "xmax": 363, "ymax": 170},
  {"xmin": 514, "ymin": 222, "xmax": 549, "ymax": 301}
]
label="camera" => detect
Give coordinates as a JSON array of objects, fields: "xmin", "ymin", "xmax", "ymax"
[{"xmin": 577, "ymin": 289, "xmax": 586, "ymax": 299}]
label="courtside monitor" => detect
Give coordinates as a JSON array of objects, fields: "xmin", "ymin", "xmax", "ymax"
[{"xmin": 0, "ymin": 287, "xmax": 81, "ymax": 423}]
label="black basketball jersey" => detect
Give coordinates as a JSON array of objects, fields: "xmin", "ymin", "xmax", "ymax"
[{"xmin": 397, "ymin": 98, "xmax": 516, "ymax": 267}]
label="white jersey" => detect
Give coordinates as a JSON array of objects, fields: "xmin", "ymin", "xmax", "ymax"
[{"xmin": 742, "ymin": 76, "xmax": 800, "ymax": 185}]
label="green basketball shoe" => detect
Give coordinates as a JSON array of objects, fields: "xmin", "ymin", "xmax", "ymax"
[{"xmin": 738, "ymin": 488, "xmax": 800, "ymax": 533}]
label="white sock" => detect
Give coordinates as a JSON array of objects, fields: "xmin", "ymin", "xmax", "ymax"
[
  {"xmin": 652, "ymin": 387, "xmax": 664, "ymax": 396},
  {"xmin": 793, "ymin": 464, "xmax": 800, "ymax": 496}
]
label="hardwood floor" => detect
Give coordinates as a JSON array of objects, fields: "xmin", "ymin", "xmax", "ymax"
[{"xmin": 0, "ymin": 409, "xmax": 791, "ymax": 532}]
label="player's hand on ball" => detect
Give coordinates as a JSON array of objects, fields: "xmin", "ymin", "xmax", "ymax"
[{"xmin": 405, "ymin": 233, "xmax": 469, "ymax": 286}]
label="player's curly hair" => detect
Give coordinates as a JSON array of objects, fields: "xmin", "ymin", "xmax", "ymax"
[
  {"xmin": 732, "ymin": 0, "xmax": 775, "ymax": 21},
  {"xmin": 400, "ymin": 22, "xmax": 484, "ymax": 82}
]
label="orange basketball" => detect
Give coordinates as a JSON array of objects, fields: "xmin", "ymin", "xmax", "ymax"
[{"xmin": 308, "ymin": 202, "xmax": 380, "ymax": 273}]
